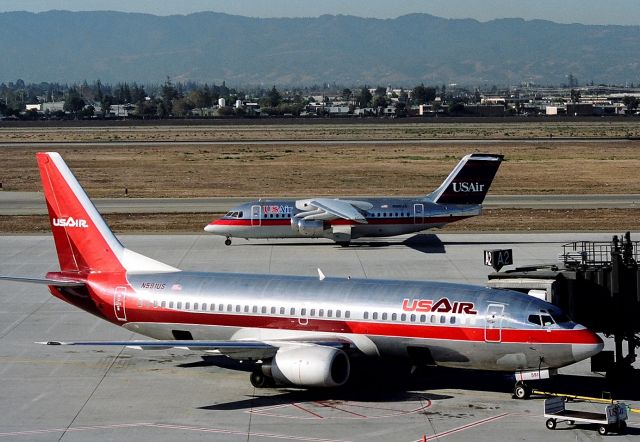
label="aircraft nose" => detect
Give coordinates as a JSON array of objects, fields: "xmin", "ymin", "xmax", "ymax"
[
  {"xmin": 571, "ymin": 330, "xmax": 604, "ymax": 362},
  {"xmin": 204, "ymin": 222, "xmax": 219, "ymax": 233}
]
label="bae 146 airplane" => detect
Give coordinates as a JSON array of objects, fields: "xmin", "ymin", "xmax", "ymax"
[
  {"xmin": 205, "ymin": 153, "xmax": 503, "ymax": 246},
  {"xmin": 0, "ymin": 153, "xmax": 602, "ymax": 399}
]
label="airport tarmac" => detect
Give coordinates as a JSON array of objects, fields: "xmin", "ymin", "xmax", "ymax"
[{"xmin": 1, "ymin": 232, "xmax": 639, "ymax": 441}]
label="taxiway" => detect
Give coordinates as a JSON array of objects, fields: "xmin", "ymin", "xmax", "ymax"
[{"xmin": 0, "ymin": 232, "xmax": 638, "ymax": 441}]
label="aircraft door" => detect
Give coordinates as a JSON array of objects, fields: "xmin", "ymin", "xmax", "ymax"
[
  {"xmin": 413, "ymin": 203, "xmax": 424, "ymax": 224},
  {"xmin": 298, "ymin": 305, "xmax": 309, "ymax": 326},
  {"xmin": 114, "ymin": 286, "xmax": 127, "ymax": 321},
  {"xmin": 484, "ymin": 304, "xmax": 504, "ymax": 342},
  {"xmin": 251, "ymin": 205, "xmax": 262, "ymax": 226}
]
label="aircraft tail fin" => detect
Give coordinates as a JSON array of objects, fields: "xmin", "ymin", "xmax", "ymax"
[
  {"xmin": 428, "ymin": 153, "xmax": 503, "ymax": 205},
  {"xmin": 36, "ymin": 152, "xmax": 178, "ymax": 274}
]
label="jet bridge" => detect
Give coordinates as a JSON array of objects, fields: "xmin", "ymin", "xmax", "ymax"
[{"xmin": 486, "ymin": 232, "xmax": 640, "ymax": 375}]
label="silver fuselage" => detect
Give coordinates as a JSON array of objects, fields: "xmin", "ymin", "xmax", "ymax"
[{"xmin": 61, "ymin": 270, "xmax": 602, "ymax": 372}]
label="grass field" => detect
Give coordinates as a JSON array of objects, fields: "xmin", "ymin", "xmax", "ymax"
[{"xmin": 1, "ymin": 121, "xmax": 639, "ymax": 233}]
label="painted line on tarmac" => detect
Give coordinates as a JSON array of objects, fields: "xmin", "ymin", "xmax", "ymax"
[{"xmin": 417, "ymin": 412, "xmax": 511, "ymax": 440}]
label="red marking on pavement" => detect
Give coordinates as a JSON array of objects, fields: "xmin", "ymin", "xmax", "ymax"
[
  {"xmin": 315, "ymin": 401, "xmax": 368, "ymax": 418},
  {"xmin": 417, "ymin": 412, "xmax": 510, "ymax": 440},
  {"xmin": 293, "ymin": 403, "xmax": 325, "ymax": 419}
]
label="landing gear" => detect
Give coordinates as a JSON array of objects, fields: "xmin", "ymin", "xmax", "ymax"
[
  {"xmin": 513, "ymin": 381, "xmax": 532, "ymax": 399},
  {"xmin": 337, "ymin": 241, "xmax": 351, "ymax": 248},
  {"xmin": 224, "ymin": 238, "xmax": 232, "ymax": 246},
  {"xmin": 250, "ymin": 369, "xmax": 273, "ymax": 388}
]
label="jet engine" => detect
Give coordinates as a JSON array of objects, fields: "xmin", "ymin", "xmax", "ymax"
[
  {"xmin": 262, "ymin": 346, "xmax": 350, "ymax": 387},
  {"xmin": 291, "ymin": 218, "xmax": 326, "ymax": 236}
]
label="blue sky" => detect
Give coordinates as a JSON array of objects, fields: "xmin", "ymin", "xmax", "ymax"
[{"xmin": 0, "ymin": 0, "xmax": 639, "ymax": 25}]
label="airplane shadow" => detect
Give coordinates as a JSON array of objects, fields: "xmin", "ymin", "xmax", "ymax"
[{"xmin": 182, "ymin": 356, "xmax": 640, "ymax": 410}]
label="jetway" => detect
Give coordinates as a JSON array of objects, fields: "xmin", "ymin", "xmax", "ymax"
[{"xmin": 487, "ymin": 232, "xmax": 640, "ymax": 374}]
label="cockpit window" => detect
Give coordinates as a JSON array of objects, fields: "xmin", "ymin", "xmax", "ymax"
[
  {"xmin": 527, "ymin": 314, "xmax": 541, "ymax": 326},
  {"xmin": 225, "ymin": 211, "xmax": 243, "ymax": 218},
  {"xmin": 540, "ymin": 315, "xmax": 554, "ymax": 326}
]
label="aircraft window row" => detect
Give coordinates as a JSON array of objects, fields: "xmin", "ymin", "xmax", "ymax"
[
  {"xmin": 225, "ymin": 211, "xmax": 243, "ymax": 218},
  {"xmin": 366, "ymin": 212, "xmax": 411, "ymax": 218},
  {"xmin": 141, "ymin": 298, "xmax": 352, "ymax": 318},
  {"xmin": 263, "ymin": 213, "xmax": 291, "ymax": 218},
  {"xmin": 362, "ymin": 311, "xmax": 474, "ymax": 325}
]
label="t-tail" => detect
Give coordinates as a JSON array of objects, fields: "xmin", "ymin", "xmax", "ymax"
[
  {"xmin": 428, "ymin": 153, "xmax": 503, "ymax": 205},
  {"xmin": 36, "ymin": 152, "xmax": 178, "ymax": 276}
]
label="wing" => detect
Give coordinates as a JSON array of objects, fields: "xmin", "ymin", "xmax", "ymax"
[
  {"xmin": 294, "ymin": 198, "xmax": 372, "ymax": 223},
  {"xmin": 38, "ymin": 338, "xmax": 353, "ymax": 361}
]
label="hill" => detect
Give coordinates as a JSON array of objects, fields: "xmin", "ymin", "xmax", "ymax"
[{"xmin": 1, "ymin": 11, "xmax": 638, "ymax": 85}]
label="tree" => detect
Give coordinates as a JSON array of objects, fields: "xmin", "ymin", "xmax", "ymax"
[
  {"xmin": 63, "ymin": 88, "xmax": 85, "ymax": 118},
  {"xmin": 267, "ymin": 85, "xmax": 282, "ymax": 107},
  {"xmin": 412, "ymin": 84, "xmax": 436, "ymax": 103},
  {"xmin": 341, "ymin": 88, "xmax": 352, "ymax": 102},
  {"xmin": 374, "ymin": 86, "xmax": 386, "ymax": 96},
  {"xmin": 623, "ymin": 95, "xmax": 639, "ymax": 110},
  {"xmin": 357, "ymin": 87, "xmax": 372, "ymax": 107},
  {"xmin": 570, "ymin": 89, "xmax": 581, "ymax": 103}
]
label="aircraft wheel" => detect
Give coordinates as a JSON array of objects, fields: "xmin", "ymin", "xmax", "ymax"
[
  {"xmin": 545, "ymin": 418, "xmax": 556, "ymax": 430},
  {"xmin": 513, "ymin": 381, "xmax": 531, "ymax": 399},
  {"xmin": 225, "ymin": 238, "xmax": 232, "ymax": 246},
  {"xmin": 598, "ymin": 425, "xmax": 608, "ymax": 436},
  {"xmin": 337, "ymin": 241, "xmax": 351, "ymax": 248},
  {"xmin": 618, "ymin": 421, "xmax": 627, "ymax": 434},
  {"xmin": 250, "ymin": 370, "xmax": 269, "ymax": 388}
]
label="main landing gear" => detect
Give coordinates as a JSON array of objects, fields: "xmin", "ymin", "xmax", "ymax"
[
  {"xmin": 224, "ymin": 237, "xmax": 232, "ymax": 246},
  {"xmin": 513, "ymin": 381, "xmax": 532, "ymax": 399},
  {"xmin": 337, "ymin": 241, "xmax": 351, "ymax": 248},
  {"xmin": 250, "ymin": 369, "xmax": 274, "ymax": 388}
]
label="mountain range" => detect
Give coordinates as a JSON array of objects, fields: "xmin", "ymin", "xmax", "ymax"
[{"xmin": 0, "ymin": 10, "xmax": 638, "ymax": 86}]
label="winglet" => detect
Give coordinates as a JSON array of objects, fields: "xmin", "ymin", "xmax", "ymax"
[{"xmin": 318, "ymin": 268, "xmax": 326, "ymax": 281}]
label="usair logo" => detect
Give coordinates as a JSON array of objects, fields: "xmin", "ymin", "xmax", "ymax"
[
  {"xmin": 52, "ymin": 217, "xmax": 88, "ymax": 228},
  {"xmin": 452, "ymin": 182, "xmax": 485, "ymax": 192}
]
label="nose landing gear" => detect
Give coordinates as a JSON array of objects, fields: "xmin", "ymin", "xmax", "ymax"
[
  {"xmin": 513, "ymin": 381, "xmax": 532, "ymax": 399},
  {"xmin": 224, "ymin": 237, "xmax": 232, "ymax": 246}
]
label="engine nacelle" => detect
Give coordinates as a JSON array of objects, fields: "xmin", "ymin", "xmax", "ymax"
[
  {"xmin": 291, "ymin": 218, "xmax": 326, "ymax": 236},
  {"xmin": 264, "ymin": 346, "xmax": 350, "ymax": 387}
]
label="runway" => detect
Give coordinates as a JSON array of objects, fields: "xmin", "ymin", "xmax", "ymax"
[
  {"xmin": 1, "ymin": 192, "xmax": 638, "ymax": 215},
  {"xmin": 0, "ymin": 232, "xmax": 638, "ymax": 441}
]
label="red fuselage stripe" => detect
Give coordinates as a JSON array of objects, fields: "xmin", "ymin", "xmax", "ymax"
[{"xmin": 126, "ymin": 309, "xmax": 599, "ymax": 345}]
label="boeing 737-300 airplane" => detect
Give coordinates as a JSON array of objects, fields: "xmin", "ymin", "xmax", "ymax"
[
  {"xmin": 205, "ymin": 153, "xmax": 503, "ymax": 245},
  {"xmin": 0, "ymin": 153, "xmax": 602, "ymax": 399}
]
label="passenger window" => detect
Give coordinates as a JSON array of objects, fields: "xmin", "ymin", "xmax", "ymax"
[
  {"xmin": 364, "ymin": 312, "xmax": 369, "ymax": 320},
  {"xmin": 392, "ymin": 313, "xmax": 397, "ymax": 321},
  {"xmin": 201, "ymin": 303, "xmax": 207, "ymax": 311},
  {"xmin": 169, "ymin": 301, "xmax": 174, "ymax": 309},
  {"xmin": 420, "ymin": 315, "xmax": 426, "ymax": 323},
  {"xmin": 372, "ymin": 312, "xmax": 378, "ymax": 320},
  {"xmin": 261, "ymin": 306, "xmax": 267, "ymax": 314},
  {"xmin": 450, "ymin": 316, "xmax": 456, "ymax": 324},
  {"xmin": 290, "ymin": 307, "xmax": 295, "ymax": 315},
  {"xmin": 319, "ymin": 309, "xmax": 324, "ymax": 317},
  {"xmin": 310, "ymin": 309, "xmax": 316, "ymax": 316},
  {"xmin": 336, "ymin": 310, "xmax": 342, "ymax": 318},
  {"xmin": 301, "ymin": 308, "xmax": 306, "ymax": 316},
  {"xmin": 193, "ymin": 302, "xmax": 198, "ymax": 310},
  {"xmin": 253, "ymin": 306, "xmax": 258, "ymax": 313},
  {"xmin": 280, "ymin": 307, "xmax": 285, "ymax": 315},
  {"xmin": 401, "ymin": 313, "xmax": 407, "ymax": 321},
  {"xmin": 345, "ymin": 311, "xmax": 350, "ymax": 318},
  {"xmin": 382, "ymin": 312, "xmax": 387, "ymax": 320},
  {"xmin": 185, "ymin": 302, "xmax": 190, "ymax": 310},
  {"xmin": 161, "ymin": 301, "xmax": 166, "ymax": 308},
  {"xmin": 227, "ymin": 304, "xmax": 232, "ymax": 312},
  {"xmin": 410, "ymin": 314, "xmax": 416, "ymax": 322},
  {"xmin": 153, "ymin": 300, "xmax": 158, "ymax": 308},
  {"xmin": 440, "ymin": 316, "xmax": 446, "ymax": 324},
  {"xmin": 430, "ymin": 315, "xmax": 436, "ymax": 323},
  {"xmin": 244, "ymin": 305, "xmax": 249, "ymax": 313},
  {"xmin": 327, "ymin": 309, "xmax": 333, "ymax": 317},
  {"xmin": 177, "ymin": 302, "xmax": 182, "ymax": 309},
  {"xmin": 218, "ymin": 304, "xmax": 224, "ymax": 311}
]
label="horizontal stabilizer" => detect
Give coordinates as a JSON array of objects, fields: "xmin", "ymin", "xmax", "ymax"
[{"xmin": 0, "ymin": 276, "xmax": 85, "ymax": 287}]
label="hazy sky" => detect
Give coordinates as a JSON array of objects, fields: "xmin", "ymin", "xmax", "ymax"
[{"xmin": 1, "ymin": 0, "xmax": 639, "ymax": 25}]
